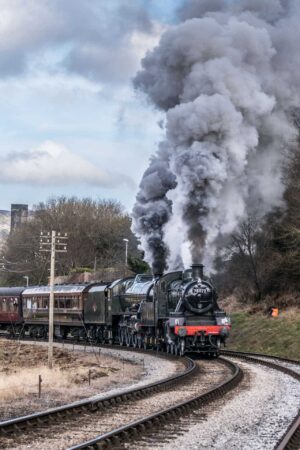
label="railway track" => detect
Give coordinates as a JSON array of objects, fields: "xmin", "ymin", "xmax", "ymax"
[
  {"xmin": 221, "ymin": 350, "xmax": 300, "ymax": 450},
  {"xmin": 0, "ymin": 340, "xmax": 242, "ymax": 449},
  {"xmin": 65, "ymin": 356, "xmax": 241, "ymax": 450},
  {"xmin": 1, "ymin": 339, "xmax": 298, "ymax": 449},
  {"xmin": 0, "ymin": 348, "xmax": 195, "ymax": 441}
]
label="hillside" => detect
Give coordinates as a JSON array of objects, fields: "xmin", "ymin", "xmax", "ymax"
[{"xmin": 227, "ymin": 309, "xmax": 300, "ymax": 360}]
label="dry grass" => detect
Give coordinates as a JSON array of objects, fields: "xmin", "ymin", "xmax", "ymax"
[
  {"xmin": 220, "ymin": 292, "xmax": 300, "ymax": 314},
  {"xmin": 0, "ymin": 366, "xmax": 71, "ymax": 401},
  {"xmin": 0, "ymin": 340, "xmax": 142, "ymax": 420},
  {"xmin": 219, "ymin": 294, "xmax": 248, "ymax": 313}
]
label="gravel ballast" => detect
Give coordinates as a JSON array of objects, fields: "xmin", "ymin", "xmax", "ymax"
[
  {"xmin": 1, "ymin": 359, "xmax": 231, "ymax": 449},
  {"xmin": 150, "ymin": 358, "xmax": 300, "ymax": 450}
]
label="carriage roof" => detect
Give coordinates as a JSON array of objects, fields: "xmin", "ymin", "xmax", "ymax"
[
  {"xmin": 0, "ymin": 287, "xmax": 25, "ymax": 296},
  {"xmin": 22, "ymin": 284, "xmax": 93, "ymax": 296}
]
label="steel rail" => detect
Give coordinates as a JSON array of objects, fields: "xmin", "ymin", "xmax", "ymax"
[
  {"xmin": 221, "ymin": 350, "xmax": 300, "ymax": 450},
  {"xmin": 0, "ymin": 348, "xmax": 196, "ymax": 437},
  {"xmin": 221, "ymin": 350, "xmax": 300, "ymax": 381},
  {"xmin": 222, "ymin": 349, "xmax": 300, "ymax": 366},
  {"xmin": 68, "ymin": 357, "xmax": 242, "ymax": 450}
]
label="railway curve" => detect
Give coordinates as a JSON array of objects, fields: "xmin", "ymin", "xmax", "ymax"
[{"xmin": 221, "ymin": 350, "xmax": 300, "ymax": 450}]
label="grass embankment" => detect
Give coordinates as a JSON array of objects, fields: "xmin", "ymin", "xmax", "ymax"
[{"xmin": 227, "ymin": 309, "xmax": 300, "ymax": 360}]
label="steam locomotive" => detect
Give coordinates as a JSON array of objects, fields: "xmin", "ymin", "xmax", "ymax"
[{"xmin": 0, "ymin": 264, "xmax": 230, "ymax": 356}]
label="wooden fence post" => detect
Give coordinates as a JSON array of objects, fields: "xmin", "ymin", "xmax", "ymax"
[{"xmin": 38, "ymin": 375, "xmax": 42, "ymax": 398}]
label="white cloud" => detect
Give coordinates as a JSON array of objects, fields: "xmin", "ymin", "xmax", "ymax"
[
  {"xmin": 0, "ymin": 0, "xmax": 163, "ymax": 82},
  {"xmin": 0, "ymin": 141, "xmax": 134, "ymax": 188},
  {"xmin": 0, "ymin": 1, "xmax": 170, "ymax": 209}
]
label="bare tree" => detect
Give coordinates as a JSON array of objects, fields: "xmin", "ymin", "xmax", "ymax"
[
  {"xmin": 215, "ymin": 115, "xmax": 300, "ymax": 302},
  {"xmin": 0, "ymin": 197, "xmax": 141, "ymax": 286},
  {"xmin": 230, "ymin": 217, "xmax": 262, "ymax": 300}
]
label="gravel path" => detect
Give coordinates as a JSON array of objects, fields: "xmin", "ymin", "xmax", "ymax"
[
  {"xmin": 1, "ymin": 359, "xmax": 231, "ymax": 449},
  {"xmin": 136, "ymin": 358, "xmax": 299, "ymax": 450}
]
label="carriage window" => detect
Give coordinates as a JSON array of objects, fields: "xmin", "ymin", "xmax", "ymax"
[
  {"xmin": 54, "ymin": 298, "xmax": 58, "ymax": 308},
  {"xmin": 42, "ymin": 298, "xmax": 48, "ymax": 309},
  {"xmin": 1, "ymin": 298, "xmax": 7, "ymax": 312},
  {"xmin": 59, "ymin": 297, "xmax": 65, "ymax": 309},
  {"xmin": 38, "ymin": 297, "xmax": 44, "ymax": 308},
  {"xmin": 10, "ymin": 298, "xmax": 18, "ymax": 311},
  {"xmin": 26, "ymin": 298, "xmax": 32, "ymax": 309},
  {"xmin": 65, "ymin": 297, "xmax": 72, "ymax": 308},
  {"xmin": 72, "ymin": 296, "xmax": 80, "ymax": 309},
  {"xmin": 32, "ymin": 297, "xmax": 37, "ymax": 310}
]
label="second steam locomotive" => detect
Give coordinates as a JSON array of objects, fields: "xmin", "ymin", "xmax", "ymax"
[{"xmin": 0, "ymin": 264, "xmax": 230, "ymax": 356}]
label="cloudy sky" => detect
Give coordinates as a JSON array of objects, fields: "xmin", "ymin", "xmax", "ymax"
[{"xmin": 0, "ymin": 0, "xmax": 184, "ymax": 211}]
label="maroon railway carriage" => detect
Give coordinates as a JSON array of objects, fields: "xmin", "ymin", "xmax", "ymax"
[
  {"xmin": 0, "ymin": 287, "xmax": 24, "ymax": 335},
  {"xmin": 21, "ymin": 284, "xmax": 96, "ymax": 339}
]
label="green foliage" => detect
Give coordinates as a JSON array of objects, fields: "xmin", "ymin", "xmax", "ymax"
[{"xmin": 127, "ymin": 256, "xmax": 150, "ymax": 274}]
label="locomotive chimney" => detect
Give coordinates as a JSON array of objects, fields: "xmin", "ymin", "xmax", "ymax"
[
  {"xmin": 153, "ymin": 271, "xmax": 163, "ymax": 278},
  {"xmin": 191, "ymin": 264, "xmax": 204, "ymax": 280}
]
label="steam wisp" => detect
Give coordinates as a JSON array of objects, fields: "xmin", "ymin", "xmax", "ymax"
[{"xmin": 132, "ymin": 0, "xmax": 300, "ymax": 273}]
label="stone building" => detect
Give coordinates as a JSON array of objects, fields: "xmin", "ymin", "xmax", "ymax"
[{"xmin": 10, "ymin": 204, "xmax": 28, "ymax": 233}]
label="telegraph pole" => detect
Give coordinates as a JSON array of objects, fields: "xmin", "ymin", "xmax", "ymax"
[
  {"xmin": 40, "ymin": 231, "xmax": 68, "ymax": 369},
  {"xmin": 49, "ymin": 231, "xmax": 56, "ymax": 369}
]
